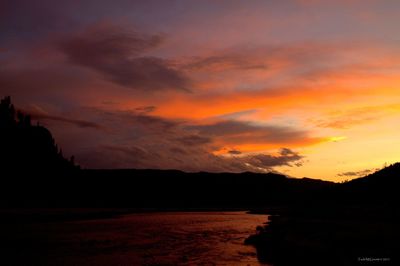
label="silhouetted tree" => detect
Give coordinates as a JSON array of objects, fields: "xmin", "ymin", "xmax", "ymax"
[
  {"xmin": 0, "ymin": 96, "xmax": 78, "ymax": 177},
  {"xmin": 0, "ymin": 96, "xmax": 16, "ymax": 128}
]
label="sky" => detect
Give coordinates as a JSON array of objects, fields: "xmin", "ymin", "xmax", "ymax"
[{"xmin": 1, "ymin": 0, "xmax": 400, "ymax": 181}]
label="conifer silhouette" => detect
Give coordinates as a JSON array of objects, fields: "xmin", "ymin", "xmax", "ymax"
[{"xmin": 0, "ymin": 96, "xmax": 78, "ymax": 176}]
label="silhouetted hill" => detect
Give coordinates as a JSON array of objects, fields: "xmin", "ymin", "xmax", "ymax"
[
  {"xmin": 246, "ymin": 164, "xmax": 400, "ymax": 266},
  {"xmin": 70, "ymin": 169, "xmax": 335, "ymax": 208},
  {"xmin": 1, "ymin": 166, "xmax": 336, "ymax": 208},
  {"xmin": 340, "ymin": 163, "xmax": 399, "ymax": 203},
  {"xmin": 0, "ymin": 96, "xmax": 78, "ymax": 175},
  {"xmin": 0, "ymin": 96, "xmax": 80, "ymax": 206}
]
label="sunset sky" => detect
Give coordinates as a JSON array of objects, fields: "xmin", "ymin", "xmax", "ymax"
[{"xmin": 1, "ymin": 0, "xmax": 400, "ymax": 181}]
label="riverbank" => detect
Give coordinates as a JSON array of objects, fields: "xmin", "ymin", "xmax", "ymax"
[{"xmin": 245, "ymin": 205, "xmax": 398, "ymax": 266}]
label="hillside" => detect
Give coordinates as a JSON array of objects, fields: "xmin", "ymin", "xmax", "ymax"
[
  {"xmin": 0, "ymin": 96, "xmax": 78, "ymax": 175},
  {"xmin": 246, "ymin": 164, "xmax": 400, "ymax": 266},
  {"xmin": 339, "ymin": 163, "xmax": 400, "ymax": 204}
]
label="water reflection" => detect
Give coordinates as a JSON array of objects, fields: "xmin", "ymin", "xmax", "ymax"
[{"xmin": 7, "ymin": 211, "xmax": 270, "ymax": 265}]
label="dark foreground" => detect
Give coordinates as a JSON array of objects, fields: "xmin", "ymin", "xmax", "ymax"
[
  {"xmin": 245, "ymin": 164, "xmax": 400, "ymax": 266},
  {"xmin": 0, "ymin": 210, "xmax": 268, "ymax": 266},
  {"xmin": 245, "ymin": 206, "xmax": 398, "ymax": 266}
]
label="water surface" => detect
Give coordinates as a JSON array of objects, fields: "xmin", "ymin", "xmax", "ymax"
[{"xmin": 7, "ymin": 211, "xmax": 269, "ymax": 265}]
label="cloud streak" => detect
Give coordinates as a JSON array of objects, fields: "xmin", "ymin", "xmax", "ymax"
[
  {"xmin": 27, "ymin": 110, "xmax": 102, "ymax": 129},
  {"xmin": 312, "ymin": 104, "xmax": 400, "ymax": 129},
  {"xmin": 187, "ymin": 120, "xmax": 322, "ymax": 149},
  {"xmin": 337, "ymin": 169, "xmax": 376, "ymax": 178}
]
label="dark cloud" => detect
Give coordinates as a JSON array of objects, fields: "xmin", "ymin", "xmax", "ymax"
[
  {"xmin": 27, "ymin": 111, "xmax": 102, "ymax": 129},
  {"xmin": 135, "ymin": 106, "xmax": 156, "ymax": 113},
  {"xmin": 77, "ymin": 145, "xmax": 153, "ymax": 169},
  {"xmin": 337, "ymin": 169, "xmax": 375, "ymax": 178},
  {"xmin": 58, "ymin": 23, "xmax": 190, "ymax": 92},
  {"xmin": 188, "ymin": 120, "xmax": 261, "ymax": 136},
  {"xmin": 280, "ymin": 147, "xmax": 297, "ymax": 156},
  {"xmin": 97, "ymin": 109, "xmax": 180, "ymax": 133},
  {"xmin": 214, "ymin": 109, "xmax": 258, "ymax": 120},
  {"xmin": 104, "ymin": 145, "xmax": 152, "ymax": 161},
  {"xmin": 185, "ymin": 54, "xmax": 268, "ymax": 71},
  {"xmin": 173, "ymin": 135, "xmax": 212, "ymax": 146},
  {"xmin": 169, "ymin": 147, "xmax": 189, "ymax": 155},
  {"xmin": 246, "ymin": 148, "xmax": 304, "ymax": 169},
  {"xmin": 228, "ymin": 150, "xmax": 242, "ymax": 155}
]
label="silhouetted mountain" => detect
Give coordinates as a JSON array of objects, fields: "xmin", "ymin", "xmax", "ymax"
[
  {"xmin": 1, "ymin": 167, "xmax": 336, "ymax": 208},
  {"xmin": 69, "ymin": 169, "xmax": 334, "ymax": 208}
]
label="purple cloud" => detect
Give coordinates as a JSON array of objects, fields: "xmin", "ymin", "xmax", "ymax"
[{"xmin": 58, "ymin": 23, "xmax": 191, "ymax": 92}]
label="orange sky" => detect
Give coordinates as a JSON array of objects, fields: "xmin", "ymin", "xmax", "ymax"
[{"xmin": 1, "ymin": 0, "xmax": 400, "ymax": 181}]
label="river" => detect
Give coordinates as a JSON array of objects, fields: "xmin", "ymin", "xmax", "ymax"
[{"xmin": 5, "ymin": 211, "xmax": 269, "ymax": 265}]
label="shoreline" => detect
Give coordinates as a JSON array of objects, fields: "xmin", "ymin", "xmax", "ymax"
[{"xmin": 244, "ymin": 205, "xmax": 398, "ymax": 266}]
